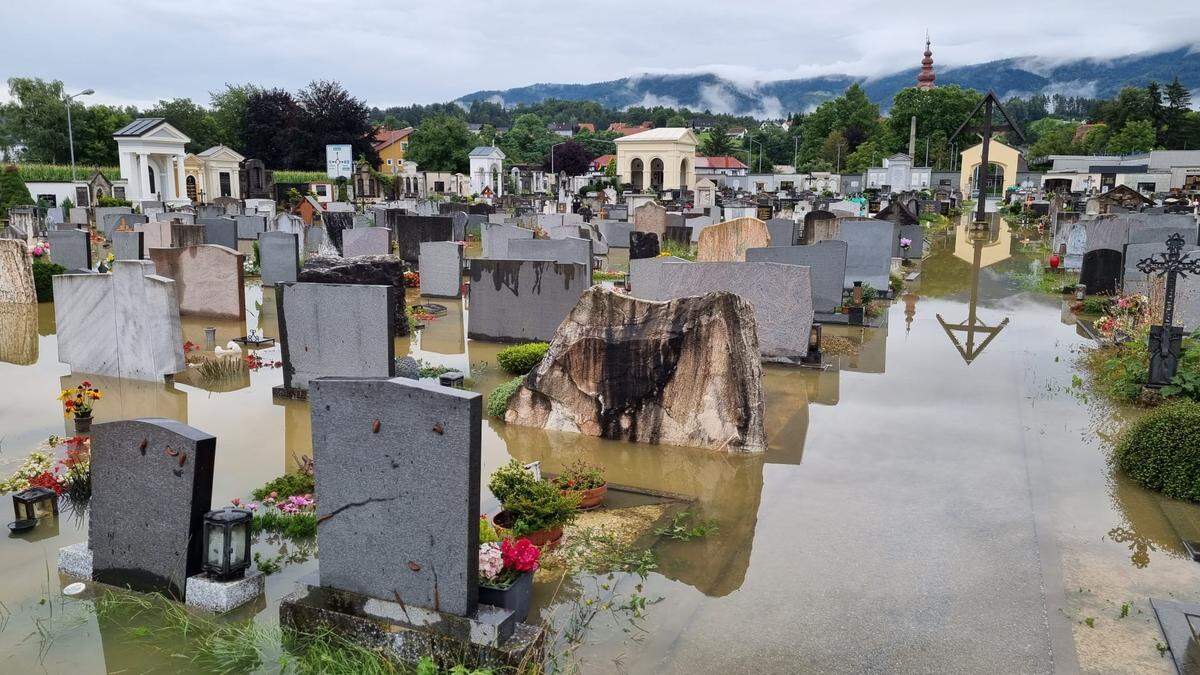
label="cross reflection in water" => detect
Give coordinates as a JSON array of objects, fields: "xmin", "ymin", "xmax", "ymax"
[{"xmin": 936, "ymin": 225, "xmax": 1010, "ymax": 364}]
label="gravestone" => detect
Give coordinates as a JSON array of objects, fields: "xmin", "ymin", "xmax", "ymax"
[
  {"xmin": 507, "ymin": 237, "xmax": 593, "ymax": 275},
  {"xmin": 259, "ymin": 231, "xmax": 300, "ymax": 286},
  {"xmin": 467, "ymin": 260, "xmax": 589, "ymax": 342},
  {"xmin": 53, "ymin": 260, "xmax": 185, "ymax": 380},
  {"xmin": 97, "ymin": 209, "xmax": 138, "ymax": 234},
  {"xmin": 1080, "ymin": 249, "xmax": 1123, "ymax": 295},
  {"xmin": 546, "ymin": 225, "xmax": 582, "ymax": 240},
  {"xmin": 112, "ymin": 230, "xmax": 144, "ymax": 260},
  {"xmin": 69, "ymin": 207, "xmax": 89, "ymax": 225},
  {"xmin": 632, "ymin": 201, "xmax": 667, "ymax": 236},
  {"xmin": 148, "ymin": 245, "xmax": 246, "ymax": 319},
  {"xmin": 299, "ymin": 255, "xmax": 410, "ymax": 336},
  {"xmin": 892, "ymin": 223, "xmax": 924, "ymax": 259},
  {"xmin": 597, "ymin": 221, "xmax": 634, "ymax": 248},
  {"xmin": 308, "ymin": 377, "xmax": 481, "ymax": 616},
  {"xmin": 305, "ymin": 226, "xmax": 326, "ymax": 255},
  {"xmin": 765, "ymin": 218, "xmax": 798, "ymax": 247},
  {"xmin": 46, "ymin": 207, "xmax": 64, "ymax": 225},
  {"xmin": 628, "ymin": 255, "xmax": 686, "ymax": 295},
  {"xmin": 172, "ymin": 224, "xmax": 205, "ymax": 248},
  {"xmin": 235, "ymin": 215, "xmax": 267, "ymax": 241},
  {"xmin": 47, "ymin": 228, "xmax": 92, "ymax": 271},
  {"xmin": 275, "ymin": 214, "xmax": 307, "ymax": 251},
  {"xmin": 452, "ymin": 211, "xmax": 469, "ymax": 240},
  {"xmin": 835, "ymin": 218, "xmax": 894, "ymax": 291},
  {"xmin": 1085, "ymin": 218, "xmax": 1130, "ymax": 253},
  {"xmin": 630, "ymin": 232, "xmax": 660, "ymax": 260},
  {"xmin": 696, "ymin": 217, "xmax": 770, "ymax": 262},
  {"xmin": 276, "ymin": 282, "xmax": 396, "ymax": 393},
  {"xmin": 746, "ymin": 241, "xmax": 849, "ymax": 313},
  {"xmin": 197, "ymin": 204, "xmax": 224, "ymax": 219},
  {"xmin": 1130, "ymin": 227, "xmax": 1198, "ymax": 246},
  {"xmin": 342, "ymin": 227, "xmax": 392, "ymax": 257},
  {"xmin": 0, "ymin": 239, "xmax": 36, "ymax": 303},
  {"xmin": 198, "ymin": 217, "xmax": 238, "ymax": 250},
  {"xmin": 383, "ymin": 212, "xmax": 455, "ymax": 263},
  {"xmin": 1123, "ymin": 242, "xmax": 1200, "ymax": 294},
  {"xmin": 687, "ymin": 215, "xmax": 716, "ymax": 243},
  {"xmin": 803, "ymin": 210, "xmax": 838, "ymax": 244},
  {"xmin": 664, "ymin": 225, "xmax": 692, "ymax": 245},
  {"xmin": 630, "ymin": 261, "xmax": 815, "ymax": 362},
  {"xmin": 89, "ymin": 418, "xmax": 216, "ymax": 600},
  {"xmin": 323, "ymin": 212, "xmax": 353, "ymax": 255},
  {"xmin": 418, "ymin": 241, "xmax": 463, "ymax": 298},
  {"xmin": 137, "ymin": 222, "xmax": 204, "ymax": 250},
  {"xmin": 1064, "ymin": 223, "xmax": 1087, "ymax": 270}
]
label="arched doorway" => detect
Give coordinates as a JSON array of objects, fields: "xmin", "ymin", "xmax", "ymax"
[
  {"xmin": 630, "ymin": 158, "xmax": 644, "ymax": 192},
  {"xmin": 147, "ymin": 166, "xmax": 157, "ymax": 196},
  {"xmin": 972, "ymin": 162, "xmax": 1004, "ymax": 198},
  {"xmin": 679, "ymin": 158, "xmax": 689, "ymax": 191},
  {"xmin": 650, "ymin": 158, "xmax": 664, "ymax": 191},
  {"xmin": 186, "ymin": 175, "xmax": 198, "ymax": 201}
]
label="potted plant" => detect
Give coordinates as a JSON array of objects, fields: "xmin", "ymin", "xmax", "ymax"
[
  {"xmin": 488, "ymin": 461, "xmax": 579, "ymax": 549},
  {"xmin": 59, "ymin": 381, "xmax": 102, "ymax": 433},
  {"xmin": 477, "ymin": 517, "xmax": 540, "ymax": 622},
  {"xmin": 551, "ymin": 460, "xmax": 608, "ymax": 510}
]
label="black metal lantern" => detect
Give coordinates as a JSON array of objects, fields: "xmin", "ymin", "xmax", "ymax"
[
  {"xmin": 13, "ymin": 486, "xmax": 59, "ymax": 524},
  {"xmin": 202, "ymin": 507, "xmax": 252, "ymax": 581}
]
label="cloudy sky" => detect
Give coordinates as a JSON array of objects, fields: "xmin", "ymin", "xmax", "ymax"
[{"xmin": 2, "ymin": 1, "xmax": 1197, "ymax": 109}]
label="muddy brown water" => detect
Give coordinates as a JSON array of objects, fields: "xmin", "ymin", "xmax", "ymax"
[{"xmin": 0, "ymin": 215, "xmax": 1197, "ymax": 672}]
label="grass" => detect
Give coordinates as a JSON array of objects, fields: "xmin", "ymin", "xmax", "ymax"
[
  {"xmin": 274, "ymin": 170, "xmax": 330, "ymax": 184},
  {"xmin": 660, "ymin": 239, "xmax": 697, "ymax": 260},
  {"xmin": 1011, "ymin": 267, "xmax": 1079, "ymax": 295},
  {"xmin": 654, "ymin": 511, "xmax": 718, "ymax": 541},
  {"xmin": 252, "ymin": 510, "xmax": 317, "ymax": 539},
  {"xmin": 195, "ymin": 353, "xmax": 248, "ymax": 380},
  {"xmin": 592, "ymin": 269, "xmax": 626, "ymax": 282},
  {"xmin": 557, "ymin": 527, "xmax": 659, "ymax": 577},
  {"xmin": 14, "ymin": 163, "xmax": 121, "ymax": 182}
]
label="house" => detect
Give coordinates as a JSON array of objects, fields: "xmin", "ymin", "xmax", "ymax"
[
  {"xmin": 113, "ymin": 118, "xmax": 192, "ymax": 203},
  {"xmin": 864, "ymin": 153, "xmax": 931, "ymax": 192},
  {"xmin": 1041, "ymin": 150, "xmax": 1200, "ymax": 194},
  {"xmin": 373, "ymin": 127, "xmax": 414, "ymax": 175},
  {"xmin": 469, "ymin": 146, "xmax": 505, "ymax": 198},
  {"xmin": 589, "ymin": 154, "xmax": 616, "ymax": 173},
  {"xmin": 614, "ymin": 128, "xmax": 699, "ymax": 192},
  {"xmin": 727, "ymin": 127, "xmax": 748, "ymax": 140},
  {"xmin": 576, "ymin": 123, "xmax": 596, "ymax": 134},
  {"xmin": 182, "ymin": 145, "xmax": 245, "ymax": 202},
  {"xmin": 959, "ymin": 140, "xmax": 1026, "ymax": 198},
  {"xmin": 1097, "ymin": 184, "xmax": 1155, "ymax": 211},
  {"xmin": 548, "ymin": 123, "xmax": 574, "ymax": 138},
  {"xmin": 608, "ymin": 122, "xmax": 653, "ymax": 137},
  {"xmin": 695, "ymin": 155, "xmax": 749, "ymax": 180}
]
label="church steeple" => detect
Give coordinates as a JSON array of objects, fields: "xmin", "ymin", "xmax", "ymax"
[{"xmin": 917, "ymin": 32, "xmax": 936, "ymax": 90}]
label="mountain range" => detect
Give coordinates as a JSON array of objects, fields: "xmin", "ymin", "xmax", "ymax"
[{"xmin": 455, "ymin": 47, "xmax": 1200, "ymax": 118}]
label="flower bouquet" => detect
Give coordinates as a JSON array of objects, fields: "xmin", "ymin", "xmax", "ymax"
[
  {"xmin": 59, "ymin": 381, "xmax": 102, "ymax": 432},
  {"xmin": 478, "ymin": 520, "xmax": 541, "ymax": 621}
]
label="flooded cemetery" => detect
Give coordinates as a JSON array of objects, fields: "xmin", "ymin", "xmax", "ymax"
[{"xmin": 1, "ymin": 193, "xmax": 1199, "ymax": 674}]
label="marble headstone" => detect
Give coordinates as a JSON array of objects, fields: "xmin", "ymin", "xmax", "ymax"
[
  {"xmin": 835, "ymin": 218, "xmax": 894, "ymax": 291},
  {"xmin": 111, "ymin": 230, "xmax": 144, "ymax": 260},
  {"xmin": 383, "ymin": 213, "xmax": 455, "ymax": 263},
  {"xmin": 198, "ymin": 217, "xmax": 238, "ymax": 250},
  {"xmin": 765, "ymin": 218, "xmax": 799, "ymax": 247},
  {"xmin": 632, "ymin": 202, "xmax": 667, "ymax": 236},
  {"xmin": 148, "ymin": 245, "xmax": 246, "ymax": 319},
  {"xmin": 597, "ymin": 221, "xmax": 634, "ymax": 248},
  {"xmin": 746, "ymin": 241, "xmax": 849, "ymax": 313},
  {"xmin": 277, "ymin": 282, "xmax": 396, "ymax": 391},
  {"xmin": 235, "ymin": 215, "xmax": 267, "ymax": 241},
  {"xmin": 259, "ymin": 231, "xmax": 300, "ymax": 286},
  {"xmin": 696, "ymin": 217, "xmax": 770, "ymax": 262},
  {"xmin": 507, "ymin": 236, "xmax": 593, "ymax": 275},
  {"xmin": 482, "ymin": 223, "xmax": 534, "ymax": 259},
  {"xmin": 342, "ymin": 227, "xmax": 392, "ymax": 257},
  {"xmin": 47, "ymin": 228, "xmax": 92, "ymax": 271},
  {"xmin": 1080, "ymin": 249, "xmax": 1123, "ymax": 295}
]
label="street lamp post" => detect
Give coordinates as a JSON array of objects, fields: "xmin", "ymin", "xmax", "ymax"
[{"xmin": 63, "ymin": 88, "xmax": 94, "ymax": 182}]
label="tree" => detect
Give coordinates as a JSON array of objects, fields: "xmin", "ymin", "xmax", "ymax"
[
  {"xmin": 5, "ymin": 77, "xmax": 70, "ymax": 163},
  {"xmin": 1161, "ymin": 78, "xmax": 1196, "ymax": 149},
  {"xmin": 797, "ymin": 84, "xmax": 885, "ymax": 170},
  {"xmin": 844, "ymin": 140, "xmax": 884, "ymax": 174},
  {"xmin": 1096, "ymin": 87, "xmax": 1156, "ymax": 132},
  {"xmin": 477, "ymin": 124, "xmax": 497, "ymax": 146},
  {"xmin": 497, "ymin": 113, "xmax": 558, "ymax": 165},
  {"xmin": 405, "ymin": 115, "xmax": 474, "ymax": 173},
  {"xmin": 816, "ymin": 130, "xmax": 847, "ymax": 171},
  {"xmin": 143, "ymin": 98, "xmax": 221, "ymax": 153},
  {"xmin": 295, "ymin": 80, "xmax": 378, "ymax": 170},
  {"xmin": 547, "ymin": 140, "xmax": 592, "ymax": 175},
  {"xmin": 573, "ymin": 130, "xmax": 618, "ymax": 158},
  {"xmin": 1107, "ymin": 119, "xmax": 1157, "ymax": 155},
  {"xmin": 666, "ymin": 113, "xmax": 688, "ymax": 127},
  {"xmin": 0, "ymin": 164, "xmax": 34, "ymax": 217},
  {"xmin": 210, "ymin": 83, "xmax": 258, "ymax": 150},
  {"xmin": 1027, "ymin": 119, "xmax": 1079, "ymax": 164},
  {"xmin": 887, "ymin": 86, "xmax": 982, "ymax": 155},
  {"xmin": 700, "ymin": 124, "xmax": 735, "ymax": 157},
  {"xmin": 242, "ymin": 88, "xmax": 304, "ymax": 169}
]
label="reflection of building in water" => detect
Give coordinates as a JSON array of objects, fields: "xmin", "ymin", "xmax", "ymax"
[
  {"xmin": 902, "ymin": 291, "xmax": 919, "ymax": 335},
  {"xmin": 937, "ymin": 227, "xmax": 1010, "ymax": 364},
  {"xmin": 0, "ymin": 303, "xmax": 38, "ymax": 365},
  {"xmin": 952, "ymin": 215, "xmax": 1012, "ymax": 268},
  {"xmin": 59, "ymin": 372, "xmax": 187, "ymax": 432},
  {"xmin": 415, "ymin": 298, "xmax": 465, "ymax": 355},
  {"xmin": 256, "ymin": 286, "xmax": 278, "ymax": 339},
  {"xmin": 273, "ymin": 397, "xmax": 313, "ymax": 475},
  {"xmin": 502, "ymin": 425, "xmax": 764, "ymax": 598}
]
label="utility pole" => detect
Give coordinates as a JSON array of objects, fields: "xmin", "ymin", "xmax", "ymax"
[{"xmin": 63, "ymin": 88, "xmax": 95, "ymax": 181}]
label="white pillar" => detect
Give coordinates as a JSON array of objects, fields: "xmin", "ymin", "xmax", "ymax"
[
  {"xmin": 137, "ymin": 153, "xmax": 151, "ymax": 201},
  {"xmin": 162, "ymin": 157, "xmax": 176, "ymax": 200},
  {"xmin": 175, "ymin": 156, "xmax": 186, "ymax": 201}
]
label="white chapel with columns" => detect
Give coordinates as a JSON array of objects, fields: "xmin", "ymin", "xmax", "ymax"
[{"xmin": 113, "ymin": 118, "xmax": 193, "ymax": 204}]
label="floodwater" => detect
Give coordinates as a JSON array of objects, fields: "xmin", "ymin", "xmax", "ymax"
[{"xmin": 1, "ymin": 214, "xmax": 1199, "ymax": 673}]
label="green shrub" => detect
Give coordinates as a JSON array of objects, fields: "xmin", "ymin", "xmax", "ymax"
[
  {"xmin": 486, "ymin": 376, "xmax": 524, "ymax": 418},
  {"xmin": 251, "ymin": 472, "xmax": 314, "ymax": 501},
  {"xmin": 96, "ymin": 195, "xmax": 131, "ymax": 207},
  {"xmin": 1081, "ymin": 296, "xmax": 1112, "ymax": 315},
  {"xmin": 496, "ymin": 342, "xmax": 549, "ymax": 375},
  {"xmin": 0, "ymin": 164, "xmax": 35, "ymax": 218},
  {"xmin": 32, "ymin": 258, "xmax": 66, "ymax": 302},
  {"xmin": 1114, "ymin": 401, "xmax": 1200, "ymax": 501},
  {"xmin": 501, "ymin": 480, "xmax": 580, "ymax": 536},
  {"xmin": 487, "ymin": 459, "xmax": 537, "ymax": 504}
]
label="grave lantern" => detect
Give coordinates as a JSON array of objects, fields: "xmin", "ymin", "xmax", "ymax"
[
  {"xmin": 1074, "ymin": 284, "xmax": 1087, "ymax": 302},
  {"xmin": 439, "ymin": 371, "xmax": 465, "ymax": 389},
  {"xmin": 12, "ymin": 486, "xmax": 59, "ymax": 523},
  {"xmin": 202, "ymin": 507, "xmax": 252, "ymax": 581}
]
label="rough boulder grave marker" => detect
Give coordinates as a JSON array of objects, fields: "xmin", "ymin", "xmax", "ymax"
[
  {"xmin": 696, "ymin": 217, "xmax": 771, "ymax": 262},
  {"xmin": 148, "ymin": 245, "xmax": 246, "ymax": 319},
  {"xmin": 47, "ymin": 228, "xmax": 92, "ymax": 271},
  {"xmin": 341, "ymin": 227, "xmax": 392, "ymax": 257},
  {"xmin": 89, "ymin": 418, "xmax": 216, "ymax": 600},
  {"xmin": 299, "ymin": 255, "xmax": 409, "ymax": 336},
  {"xmin": 467, "ymin": 260, "xmax": 589, "ymax": 342},
  {"xmin": 0, "ymin": 239, "xmax": 37, "ymax": 303},
  {"xmin": 507, "ymin": 287, "xmax": 766, "ymax": 451},
  {"xmin": 53, "ymin": 260, "xmax": 185, "ymax": 380},
  {"xmin": 259, "ymin": 231, "xmax": 300, "ymax": 286},
  {"xmin": 275, "ymin": 282, "xmax": 396, "ymax": 395},
  {"xmin": 419, "ymin": 241, "xmax": 463, "ymax": 298}
]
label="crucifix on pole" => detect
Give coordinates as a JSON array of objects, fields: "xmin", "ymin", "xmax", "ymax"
[
  {"xmin": 950, "ymin": 90, "xmax": 1026, "ymax": 225},
  {"xmin": 1136, "ymin": 233, "xmax": 1200, "ymax": 387}
]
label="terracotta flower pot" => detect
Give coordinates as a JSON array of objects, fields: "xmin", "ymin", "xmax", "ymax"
[
  {"xmin": 562, "ymin": 483, "xmax": 607, "ymax": 511},
  {"xmin": 74, "ymin": 415, "xmax": 93, "ymax": 434},
  {"xmin": 492, "ymin": 511, "xmax": 564, "ymax": 550}
]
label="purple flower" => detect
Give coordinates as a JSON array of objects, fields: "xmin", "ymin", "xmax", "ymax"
[{"xmin": 900, "ymin": 238, "xmax": 913, "ymax": 248}]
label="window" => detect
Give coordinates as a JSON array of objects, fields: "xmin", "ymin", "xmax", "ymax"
[
  {"xmin": 434, "ymin": 181, "xmax": 445, "ymax": 193},
  {"xmin": 1184, "ymin": 174, "xmax": 1200, "ymax": 191},
  {"xmin": 186, "ymin": 175, "xmax": 198, "ymax": 201},
  {"xmin": 146, "ymin": 168, "xmax": 155, "ymax": 197},
  {"xmin": 219, "ymin": 172, "xmax": 231, "ymax": 197},
  {"xmin": 387, "ymin": 159, "xmax": 393, "ymax": 165},
  {"xmin": 1137, "ymin": 182, "xmax": 1157, "ymax": 193},
  {"xmin": 315, "ymin": 185, "xmax": 328, "ymax": 197},
  {"xmin": 75, "ymin": 186, "xmax": 90, "ymax": 206},
  {"xmin": 114, "ymin": 186, "xmax": 125, "ymax": 200}
]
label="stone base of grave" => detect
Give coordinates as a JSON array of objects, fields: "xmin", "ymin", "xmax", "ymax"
[
  {"xmin": 186, "ymin": 571, "xmax": 266, "ymax": 613},
  {"xmin": 1151, "ymin": 597, "xmax": 1200, "ymax": 673},
  {"xmin": 271, "ymin": 385, "xmax": 308, "ymax": 401},
  {"xmin": 58, "ymin": 541, "xmax": 93, "ymax": 579},
  {"xmin": 280, "ymin": 584, "xmax": 543, "ymax": 670}
]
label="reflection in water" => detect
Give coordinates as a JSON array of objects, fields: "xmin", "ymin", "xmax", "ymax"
[
  {"xmin": 416, "ymin": 297, "xmax": 466, "ymax": 355},
  {"xmin": 275, "ymin": 396, "xmax": 314, "ymax": 475},
  {"xmin": 59, "ymin": 372, "xmax": 188, "ymax": 431},
  {"xmin": 0, "ymin": 302, "xmax": 38, "ymax": 365},
  {"xmin": 937, "ymin": 223, "xmax": 1010, "ymax": 364}
]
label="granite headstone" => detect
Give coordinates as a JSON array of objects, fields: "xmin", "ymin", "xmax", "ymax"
[
  {"xmin": 277, "ymin": 282, "xmax": 396, "ymax": 392},
  {"xmin": 467, "ymin": 260, "xmax": 589, "ymax": 342}
]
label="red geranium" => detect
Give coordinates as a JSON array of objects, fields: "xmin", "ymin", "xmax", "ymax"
[
  {"xmin": 501, "ymin": 538, "xmax": 541, "ymax": 573},
  {"xmin": 28, "ymin": 470, "xmax": 64, "ymax": 495}
]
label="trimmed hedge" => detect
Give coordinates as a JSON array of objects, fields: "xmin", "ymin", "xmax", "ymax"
[
  {"xmin": 496, "ymin": 342, "xmax": 549, "ymax": 375},
  {"xmin": 32, "ymin": 258, "xmax": 65, "ymax": 302},
  {"xmin": 487, "ymin": 376, "xmax": 525, "ymax": 418},
  {"xmin": 1114, "ymin": 401, "xmax": 1200, "ymax": 501}
]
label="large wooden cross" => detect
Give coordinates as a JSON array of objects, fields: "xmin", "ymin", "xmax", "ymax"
[{"xmin": 950, "ymin": 90, "xmax": 1027, "ymax": 224}]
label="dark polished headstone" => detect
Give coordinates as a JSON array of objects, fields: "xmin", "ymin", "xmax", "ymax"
[
  {"xmin": 1148, "ymin": 325, "xmax": 1185, "ymax": 388},
  {"xmin": 383, "ymin": 212, "xmax": 455, "ymax": 263},
  {"xmin": 90, "ymin": 418, "xmax": 216, "ymax": 600},
  {"xmin": 630, "ymin": 232, "xmax": 660, "ymax": 260},
  {"xmin": 1080, "ymin": 249, "xmax": 1122, "ymax": 295},
  {"xmin": 323, "ymin": 212, "xmax": 353, "ymax": 255}
]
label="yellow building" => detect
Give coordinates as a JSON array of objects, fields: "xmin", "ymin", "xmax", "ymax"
[
  {"xmin": 958, "ymin": 140, "xmax": 1024, "ymax": 198},
  {"xmin": 614, "ymin": 128, "xmax": 698, "ymax": 192},
  {"xmin": 373, "ymin": 127, "xmax": 414, "ymax": 175}
]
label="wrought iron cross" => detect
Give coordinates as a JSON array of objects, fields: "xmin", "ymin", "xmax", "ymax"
[{"xmin": 1136, "ymin": 233, "xmax": 1200, "ymax": 329}]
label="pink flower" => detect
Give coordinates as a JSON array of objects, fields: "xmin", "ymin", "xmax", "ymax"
[
  {"xmin": 248, "ymin": 502, "xmax": 259, "ymax": 511},
  {"xmin": 479, "ymin": 543, "xmax": 504, "ymax": 581},
  {"xmin": 501, "ymin": 538, "xmax": 541, "ymax": 573},
  {"xmin": 231, "ymin": 497, "xmax": 241, "ymax": 506},
  {"xmin": 280, "ymin": 502, "xmax": 299, "ymax": 514}
]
